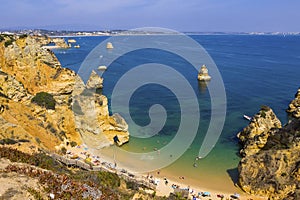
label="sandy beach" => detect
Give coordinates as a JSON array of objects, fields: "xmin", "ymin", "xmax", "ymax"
[{"xmin": 64, "ymin": 144, "xmax": 267, "ymax": 200}]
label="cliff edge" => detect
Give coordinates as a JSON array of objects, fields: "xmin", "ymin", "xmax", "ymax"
[
  {"xmin": 0, "ymin": 34, "xmax": 129, "ymax": 152},
  {"xmin": 237, "ymin": 90, "xmax": 300, "ymax": 199}
]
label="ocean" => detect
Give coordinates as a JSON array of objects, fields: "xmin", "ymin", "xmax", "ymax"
[{"xmin": 53, "ymin": 34, "xmax": 300, "ymax": 191}]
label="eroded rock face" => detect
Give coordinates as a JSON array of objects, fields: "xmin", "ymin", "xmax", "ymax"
[
  {"xmin": 197, "ymin": 65, "xmax": 211, "ymax": 81},
  {"xmin": 237, "ymin": 95, "xmax": 300, "ymax": 199},
  {"xmin": 0, "ymin": 34, "xmax": 129, "ymax": 151},
  {"xmin": 73, "ymin": 93, "xmax": 129, "ymax": 147},
  {"xmin": 1, "ymin": 35, "xmax": 76, "ymax": 95},
  {"xmin": 86, "ymin": 70, "xmax": 103, "ymax": 89},
  {"xmin": 287, "ymin": 88, "xmax": 300, "ymax": 118},
  {"xmin": 237, "ymin": 106, "xmax": 282, "ymax": 157},
  {"xmin": 51, "ymin": 38, "xmax": 69, "ymax": 48},
  {"xmin": 0, "ymin": 71, "xmax": 30, "ymax": 102}
]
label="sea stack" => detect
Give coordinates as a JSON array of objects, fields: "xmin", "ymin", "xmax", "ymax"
[
  {"xmin": 106, "ymin": 42, "xmax": 114, "ymax": 49},
  {"xmin": 68, "ymin": 39, "xmax": 76, "ymax": 43},
  {"xmin": 198, "ymin": 64, "xmax": 211, "ymax": 81}
]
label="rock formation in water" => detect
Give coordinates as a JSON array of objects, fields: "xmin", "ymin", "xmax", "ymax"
[
  {"xmin": 0, "ymin": 34, "xmax": 129, "ymax": 152},
  {"xmin": 68, "ymin": 39, "xmax": 76, "ymax": 43},
  {"xmin": 106, "ymin": 42, "xmax": 113, "ymax": 49},
  {"xmin": 237, "ymin": 91, "xmax": 300, "ymax": 199},
  {"xmin": 86, "ymin": 70, "xmax": 103, "ymax": 89},
  {"xmin": 51, "ymin": 38, "xmax": 70, "ymax": 48},
  {"xmin": 197, "ymin": 64, "xmax": 211, "ymax": 81}
]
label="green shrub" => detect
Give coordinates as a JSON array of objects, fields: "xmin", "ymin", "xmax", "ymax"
[
  {"xmin": 261, "ymin": 105, "xmax": 271, "ymax": 111},
  {"xmin": 31, "ymin": 92, "xmax": 56, "ymax": 110},
  {"xmin": 126, "ymin": 181, "xmax": 139, "ymax": 190},
  {"xmin": 70, "ymin": 141, "xmax": 77, "ymax": 147},
  {"xmin": 26, "ymin": 187, "xmax": 43, "ymax": 200},
  {"xmin": 97, "ymin": 171, "xmax": 120, "ymax": 188},
  {"xmin": 35, "ymin": 137, "xmax": 41, "ymax": 144},
  {"xmin": 0, "ymin": 138, "xmax": 18, "ymax": 145},
  {"xmin": 4, "ymin": 39, "xmax": 14, "ymax": 47},
  {"xmin": 0, "ymin": 35, "xmax": 4, "ymax": 42},
  {"xmin": 260, "ymin": 111, "xmax": 266, "ymax": 118},
  {"xmin": 19, "ymin": 34, "xmax": 28, "ymax": 39},
  {"xmin": 60, "ymin": 147, "xmax": 67, "ymax": 155}
]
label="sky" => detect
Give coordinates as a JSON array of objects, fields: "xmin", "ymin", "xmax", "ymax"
[{"xmin": 0, "ymin": 0, "xmax": 299, "ymax": 32}]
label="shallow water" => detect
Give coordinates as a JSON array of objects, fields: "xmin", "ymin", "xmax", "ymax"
[{"xmin": 53, "ymin": 34, "xmax": 300, "ymax": 190}]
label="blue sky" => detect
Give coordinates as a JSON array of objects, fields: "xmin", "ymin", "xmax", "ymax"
[{"xmin": 1, "ymin": 0, "xmax": 299, "ymax": 32}]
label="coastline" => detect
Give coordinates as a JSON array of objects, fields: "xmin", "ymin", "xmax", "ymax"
[{"xmin": 65, "ymin": 144, "xmax": 266, "ymax": 200}]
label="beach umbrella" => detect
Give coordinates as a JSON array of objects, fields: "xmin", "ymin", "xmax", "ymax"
[{"xmin": 203, "ymin": 191, "xmax": 211, "ymax": 196}]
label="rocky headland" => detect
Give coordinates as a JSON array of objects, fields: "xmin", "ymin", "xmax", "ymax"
[
  {"xmin": 50, "ymin": 38, "xmax": 70, "ymax": 49},
  {"xmin": 0, "ymin": 34, "xmax": 129, "ymax": 153},
  {"xmin": 237, "ymin": 89, "xmax": 300, "ymax": 199}
]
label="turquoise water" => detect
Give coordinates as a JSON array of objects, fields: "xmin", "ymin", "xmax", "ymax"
[{"xmin": 53, "ymin": 35, "xmax": 300, "ymax": 189}]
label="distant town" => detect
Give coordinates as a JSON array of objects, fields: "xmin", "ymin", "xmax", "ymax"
[{"xmin": 1, "ymin": 29, "xmax": 300, "ymax": 37}]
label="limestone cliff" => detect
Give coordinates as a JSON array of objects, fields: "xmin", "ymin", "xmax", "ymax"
[
  {"xmin": 0, "ymin": 34, "xmax": 129, "ymax": 152},
  {"xmin": 86, "ymin": 70, "xmax": 103, "ymax": 89},
  {"xmin": 237, "ymin": 92, "xmax": 300, "ymax": 199},
  {"xmin": 237, "ymin": 106, "xmax": 282, "ymax": 157},
  {"xmin": 287, "ymin": 88, "xmax": 300, "ymax": 118}
]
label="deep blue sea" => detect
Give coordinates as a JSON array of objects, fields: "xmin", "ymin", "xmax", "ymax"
[{"xmin": 53, "ymin": 35, "xmax": 300, "ymax": 190}]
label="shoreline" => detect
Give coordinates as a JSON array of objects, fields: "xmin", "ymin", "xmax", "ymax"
[{"xmin": 64, "ymin": 145, "xmax": 266, "ymax": 200}]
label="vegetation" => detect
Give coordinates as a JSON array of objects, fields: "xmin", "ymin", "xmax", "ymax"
[
  {"xmin": 43, "ymin": 61, "xmax": 55, "ymax": 68},
  {"xmin": 0, "ymin": 147, "xmax": 175, "ymax": 199},
  {"xmin": 0, "ymin": 138, "xmax": 18, "ymax": 145},
  {"xmin": 4, "ymin": 39, "xmax": 14, "ymax": 47},
  {"xmin": 0, "ymin": 147, "xmax": 128, "ymax": 199},
  {"xmin": 126, "ymin": 180, "xmax": 140, "ymax": 190},
  {"xmin": 0, "ymin": 138, "xmax": 30, "ymax": 145},
  {"xmin": 261, "ymin": 105, "xmax": 271, "ymax": 111},
  {"xmin": 70, "ymin": 141, "xmax": 77, "ymax": 147},
  {"xmin": 260, "ymin": 110, "xmax": 266, "ymax": 118},
  {"xmin": 26, "ymin": 187, "xmax": 44, "ymax": 200},
  {"xmin": 0, "ymin": 35, "xmax": 4, "ymax": 42},
  {"xmin": 19, "ymin": 34, "xmax": 28, "ymax": 39},
  {"xmin": 60, "ymin": 147, "xmax": 67, "ymax": 155},
  {"xmin": 35, "ymin": 137, "xmax": 41, "ymax": 144},
  {"xmin": 31, "ymin": 92, "xmax": 56, "ymax": 110}
]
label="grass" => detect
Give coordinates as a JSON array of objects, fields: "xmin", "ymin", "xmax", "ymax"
[{"xmin": 26, "ymin": 187, "xmax": 44, "ymax": 200}]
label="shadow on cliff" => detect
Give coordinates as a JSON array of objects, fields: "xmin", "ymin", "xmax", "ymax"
[{"xmin": 227, "ymin": 168, "xmax": 239, "ymax": 185}]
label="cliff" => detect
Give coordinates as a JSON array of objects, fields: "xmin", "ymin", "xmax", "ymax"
[
  {"xmin": 287, "ymin": 88, "xmax": 300, "ymax": 118},
  {"xmin": 237, "ymin": 106, "xmax": 282, "ymax": 157},
  {"xmin": 0, "ymin": 34, "xmax": 129, "ymax": 152},
  {"xmin": 237, "ymin": 91, "xmax": 300, "ymax": 199}
]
